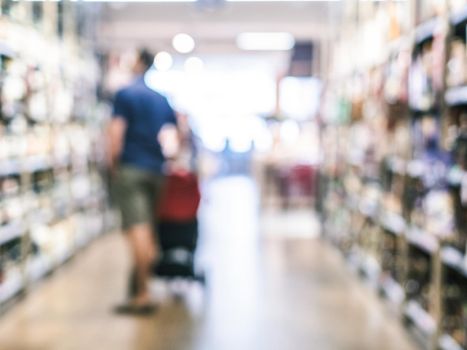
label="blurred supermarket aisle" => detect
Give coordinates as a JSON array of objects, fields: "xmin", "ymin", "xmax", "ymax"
[{"xmin": 0, "ymin": 176, "xmax": 416, "ymax": 350}]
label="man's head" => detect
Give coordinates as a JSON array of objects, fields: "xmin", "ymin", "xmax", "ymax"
[{"xmin": 133, "ymin": 48, "xmax": 154, "ymax": 75}]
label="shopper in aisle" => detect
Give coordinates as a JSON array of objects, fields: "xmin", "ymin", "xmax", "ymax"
[{"xmin": 107, "ymin": 48, "xmax": 178, "ymax": 315}]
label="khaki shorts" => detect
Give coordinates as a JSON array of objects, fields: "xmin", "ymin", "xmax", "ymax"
[{"xmin": 113, "ymin": 165, "xmax": 165, "ymax": 231}]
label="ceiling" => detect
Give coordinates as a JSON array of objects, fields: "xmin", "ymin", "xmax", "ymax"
[{"xmin": 94, "ymin": 1, "xmax": 343, "ymax": 53}]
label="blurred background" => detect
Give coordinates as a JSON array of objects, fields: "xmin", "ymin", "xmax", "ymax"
[{"xmin": 0, "ymin": 0, "xmax": 466, "ymax": 349}]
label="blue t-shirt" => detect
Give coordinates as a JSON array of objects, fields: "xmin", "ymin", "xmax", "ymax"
[{"xmin": 112, "ymin": 76, "xmax": 177, "ymax": 174}]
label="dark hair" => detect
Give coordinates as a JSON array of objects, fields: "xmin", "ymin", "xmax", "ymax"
[{"xmin": 138, "ymin": 48, "xmax": 155, "ymax": 71}]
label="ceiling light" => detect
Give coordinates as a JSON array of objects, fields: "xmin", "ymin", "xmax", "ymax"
[
  {"xmin": 237, "ymin": 32, "xmax": 295, "ymax": 51},
  {"xmin": 81, "ymin": 0, "xmax": 338, "ymax": 2},
  {"xmin": 154, "ymin": 51, "xmax": 173, "ymax": 72},
  {"xmin": 172, "ymin": 33, "xmax": 195, "ymax": 54},
  {"xmin": 184, "ymin": 56, "xmax": 204, "ymax": 73},
  {"xmin": 81, "ymin": 0, "xmax": 196, "ymax": 2}
]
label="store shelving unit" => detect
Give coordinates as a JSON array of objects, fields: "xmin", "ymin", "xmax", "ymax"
[
  {"xmin": 319, "ymin": 1, "xmax": 467, "ymax": 349},
  {"xmin": 0, "ymin": 3, "xmax": 111, "ymax": 311}
]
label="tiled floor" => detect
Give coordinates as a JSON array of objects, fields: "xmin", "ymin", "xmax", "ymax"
[{"xmin": 0, "ymin": 176, "xmax": 417, "ymax": 350}]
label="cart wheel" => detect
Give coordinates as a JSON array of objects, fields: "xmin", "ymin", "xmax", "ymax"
[
  {"xmin": 170, "ymin": 279, "xmax": 188, "ymax": 301},
  {"xmin": 195, "ymin": 273, "xmax": 207, "ymax": 287}
]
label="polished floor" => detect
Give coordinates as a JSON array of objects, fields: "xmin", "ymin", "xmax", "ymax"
[{"xmin": 0, "ymin": 176, "xmax": 417, "ymax": 350}]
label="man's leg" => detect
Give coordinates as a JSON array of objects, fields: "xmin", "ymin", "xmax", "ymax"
[
  {"xmin": 128, "ymin": 268, "xmax": 137, "ymax": 299},
  {"xmin": 128, "ymin": 228, "xmax": 158, "ymax": 298},
  {"xmin": 113, "ymin": 166, "xmax": 160, "ymax": 314},
  {"xmin": 126, "ymin": 223, "xmax": 156, "ymax": 304}
]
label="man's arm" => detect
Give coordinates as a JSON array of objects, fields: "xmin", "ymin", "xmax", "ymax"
[
  {"xmin": 106, "ymin": 116, "xmax": 127, "ymax": 173},
  {"xmin": 158, "ymin": 122, "xmax": 179, "ymax": 159},
  {"xmin": 107, "ymin": 90, "xmax": 129, "ymax": 173},
  {"xmin": 158, "ymin": 99, "xmax": 180, "ymax": 160}
]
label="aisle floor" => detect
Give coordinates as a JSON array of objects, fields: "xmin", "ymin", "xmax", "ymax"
[{"xmin": 0, "ymin": 176, "xmax": 417, "ymax": 350}]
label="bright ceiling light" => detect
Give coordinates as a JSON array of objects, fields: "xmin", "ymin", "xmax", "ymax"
[
  {"xmin": 172, "ymin": 33, "xmax": 196, "ymax": 54},
  {"xmin": 154, "ymin": 51, "xmax": 173, "ymax": 72},
  {"xmin": 184, "ymin": 56, "xmax": 204, "ymax": 73},
  {"xmin": 237, "ymin": 32, "xmax": 295, "ymax": 51}
]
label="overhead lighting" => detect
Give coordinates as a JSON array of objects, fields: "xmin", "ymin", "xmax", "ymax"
[
  {"xmin": 80, "ymin": 0, "xmax": 196, "ymax": 2},
  {"xmin": 172, "ymin": 33, "xmax": 196, "ymax": 54},
  {"xmin": 80, "ymin": 0, "xmax": 339, "ymax": 2},
  {"xmin": 237, "ymin": 32, "xmax": 295, "ymax": 51},
  {"xmin": 184, "ymin": 56, "xmax": 204, "ymax": 73},
  {"xmin": 154, "ymin": 51, "xmax": 173, "ymax": 72}
]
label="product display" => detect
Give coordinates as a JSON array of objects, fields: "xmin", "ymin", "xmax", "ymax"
[
  {"xmin": 442, "ymin": 265, "xmax": 467, "ymax": 348},
  {"xmin": 319, "ymin": 2, "xmax": 467, "ymax": 350},
  {"xmin": 0, "ymin": 8, "xmax": 108, "ymax": 307}
]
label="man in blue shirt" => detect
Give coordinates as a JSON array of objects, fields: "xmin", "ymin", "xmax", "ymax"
[{"xmin": 107, "ymin": 49, "xmax": 177, "ymax": 314}]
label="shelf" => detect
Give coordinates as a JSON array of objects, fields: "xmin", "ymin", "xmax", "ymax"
[
  {"xmin": 0, "ymin": 159, "xmax": 21, "ymax": 177},
  {"xmin": 0, "ymin": 156, "xmax": 51, "ymax": 177},
  {"xmin": 404, "ymin": 300, "xmax": 437, "ymax": 335},
  {"xmin": 320, "ymin": 6, "xmax": 467, "ymax": 350},
  {"xmin": 441, "ymin": 246, "xmax": 467, "ymax": 278},
  {"xmin": 56, "ymin": 248, "xmax": 75, "ymax": 267},
  {"xmin": 27, "ymin": 215, "xmax": 105, "ymax": 285},
  {"xmin": 74, "ymin": 195, "xmax": 97, "ymax": 210},
  {"xmin": 387, "ymin": 156, "xmax": 406, "ymax": 175},
  {"xmin": 409, "ymin": 107, "xmax": 441, "ymax": 119},
  {"xmin": 0, "ymin": 221, "xmax": 25, "ymax": 245},
  {"xmin": 29, "ymin": 208, "xmax": 55, "ymax": 227},
  {"xmin": 23, "ymin": 155, "xmax": 53, "ymax": 173},
  {"xmin": 0, "ymin": 42, "xmax": 14, "ymax": 58},
  {"xmin": 380, "ymin": 212, "xmax": 406, "ymax": 236},
  {"xmin": 355, "ymin": 250, "xmax": 381, "ymax": 282},
  {"xmin": 445, "ymin": 85, "xmax": 467, "ymax": 107},
  {"xmin": 447, "ymin": 166, "xmax": 464, "ymax": 186},
  {"xmin": 451, "ymin": 5, "xmax": 467, "ymax": 26},
  {"xmin": 380, "ymin": 275, "xmax": 405, "ymax": 305},
  {"xmin": 406, "ymin": 228, "xmax": 439, "ymax": 255},
  {"xmin": 85, "ymin": 213, "xmax": 105, "ymax": 238},
  {"xmin": 414, "ymin": 17, "xmax": 441, "ymax": 46},
  {"xmin": 75, "ymin": 227, "xmax": 94, "ymax": 248},
  {"xmin": 0, "ymin": 15, "xmax": 106, "ymax": 313},
  {"xmin": 415, "ymin": 18, "xmax": 440, "ymax": 45},
  {"xmin": 0, "ymin": 272, "xmax": 24, "ymax": 304},
  {"xmin": 27, "ymin": 256, "xmax": 54, "ymax": 283},
  {"xmin": 0, "ymin": 155, "xmax": 75, "ymax": 177},
  {"xmin": 439, "ymin": 334, "xmax": 464, "ymax": 350},
  {"xmin": 358, "ymin": 201, "xmax": 378, "ymax": 220},
  {"xmin": 406, "ymin": 160, "xmax": 426, "ymax": 178}
]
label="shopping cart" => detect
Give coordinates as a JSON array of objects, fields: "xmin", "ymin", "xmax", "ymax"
[
  {"xmin": 153, "ymin": 170, "xmax": 205, "ymax": 286},
  {"xmin": 278, "ymin": 164, "xmax": 316, "ymax": 208}
]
